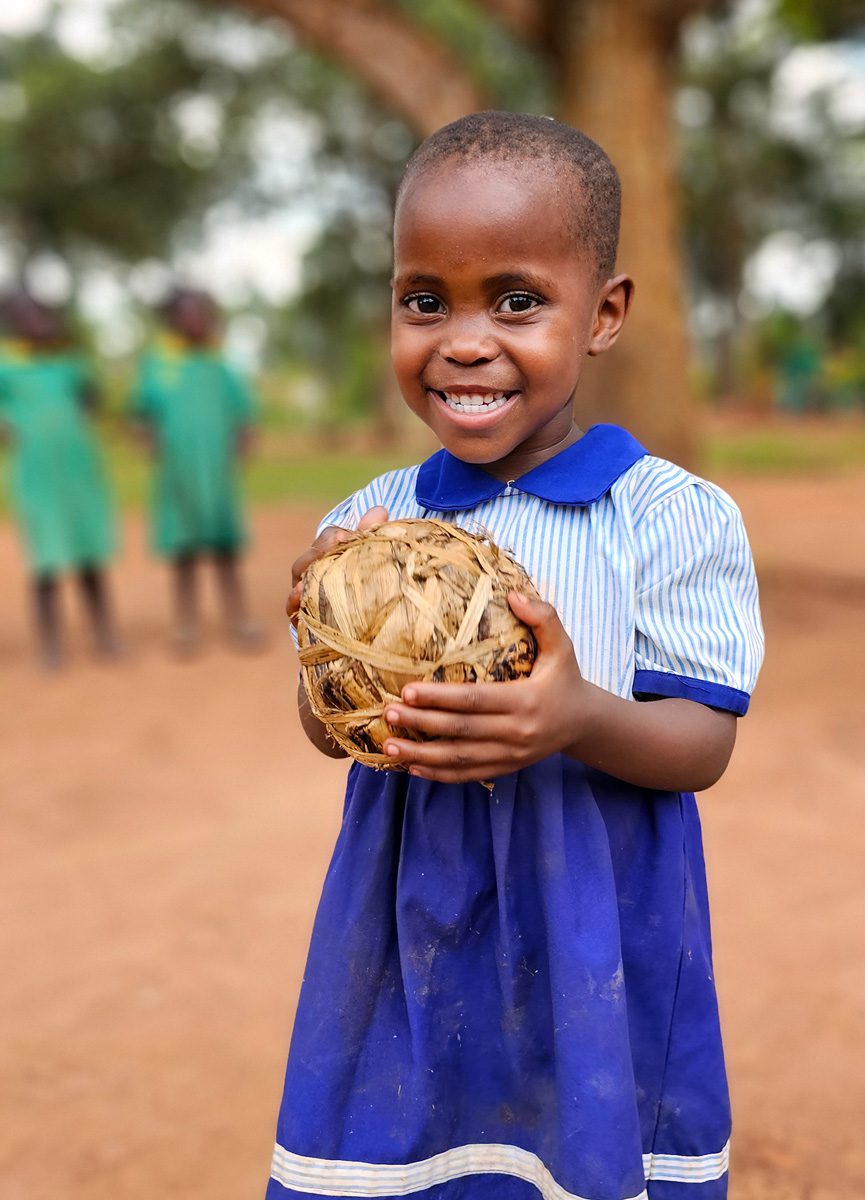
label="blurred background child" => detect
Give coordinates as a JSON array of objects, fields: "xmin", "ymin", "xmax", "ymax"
[
  {"xmin": 0, "ymin": 290, "xmax": 119, "ymax": 670},
  {"xmin": 130, "ymin": 286, "xmax": 262, "ymax": 654}
]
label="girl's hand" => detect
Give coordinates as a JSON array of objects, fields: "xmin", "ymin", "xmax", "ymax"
[
  {"xmin": 381, "ymin": 592, "xmax": 590, "ymax": 783},
  {"xmin": 286, "ymin": 505, "xmax": 389, "ymax": 622},
  {"xmin": 383, "ymin": 591, "xmax": 739, "ymax": 793}
]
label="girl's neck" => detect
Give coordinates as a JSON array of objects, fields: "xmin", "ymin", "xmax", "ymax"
[{"xmin": 481, "ymin": 422, "xmax": 584, "ymax": 483}]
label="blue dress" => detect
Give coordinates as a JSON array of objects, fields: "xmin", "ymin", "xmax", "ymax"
[{"xmin": 268, "ymin": 427, "xmax": 764, "ymax": 1200}]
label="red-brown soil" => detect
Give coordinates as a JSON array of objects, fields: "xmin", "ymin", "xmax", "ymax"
[{"xmin": 1, "ymin": 470, "xmax": 863, "ymax": 1199}]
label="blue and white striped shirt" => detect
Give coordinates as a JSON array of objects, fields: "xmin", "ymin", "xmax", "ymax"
[{"xmin": 314, "ymin": 424, "xmax": 764, "ymax": 716}]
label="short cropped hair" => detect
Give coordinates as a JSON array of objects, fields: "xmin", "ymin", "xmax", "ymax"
[
  {"xmin": 158, "ymin": 286, "xmax": 216, "ymax": 321},
  {"xmin": 396, "ymin": 111, "xmax": 621, "ymax": 279}
]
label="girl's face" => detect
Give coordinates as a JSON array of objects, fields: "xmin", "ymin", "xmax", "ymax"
[
  {"xmin": 391, "ymin": 160, "xmax": 630, "ymax": 480},
  {"xmin": 5, "ymin": 295, "xmax": 63, "ymax": 344},
  {"xmin": 170, "ymin": 294, "xmax": 217, "ymax": 344}
]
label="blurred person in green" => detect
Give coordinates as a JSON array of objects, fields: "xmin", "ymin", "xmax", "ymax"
[
  {"xmin": 776, "ymin": 324, "xmax": 822, "ymax": 415},
  {"xmin": 130, "ymin": 287, "xmax": 262, "ymax": 654},
  {"xmin": 0, "ymin": 290, "xmax": 119, "ymax": 670}
]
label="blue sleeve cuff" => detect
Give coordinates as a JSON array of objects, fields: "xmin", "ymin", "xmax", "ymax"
[{"xmin": 633, "ymin": 670, "xmax": 751, "ymax": 716}]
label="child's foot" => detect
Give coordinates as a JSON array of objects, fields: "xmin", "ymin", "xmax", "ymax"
[
  {"xmin": 93, "ymin": 631, "xmax": 124, "ymax": 661},
  {"xmin": 227, "ymin": 619, "xmax": 266, "ymax": 653},
  {"xmin": 170, "ymin": 623, "xmax": 202, "ymax": 658},
  {"xmin": 39, "ymin": 643, "xmax": 64, "ymax": 673}
]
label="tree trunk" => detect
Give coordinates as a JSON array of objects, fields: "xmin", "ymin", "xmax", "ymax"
[{"xmin": 558, "ymin": 0, "xmax": 697, "ymax": 465}]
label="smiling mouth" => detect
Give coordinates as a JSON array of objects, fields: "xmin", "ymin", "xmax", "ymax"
[{"xmin": 430, "ymin": 389, "xmax": 517, "ymax": 413}]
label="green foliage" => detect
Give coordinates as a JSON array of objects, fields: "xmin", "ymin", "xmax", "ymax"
[
  {"xmin": 0, "ymin": 0, "xmax": 296, "ymax": 272},
  {"xmin": 1, "ymin": 0, "xmax": 861, "ymax": 425},
  {"xmin": 678, "ymin": 2, "xmax": 865, "ymax": 399},
  {"xmin": 777, "ymin": 0, "xmax": 865, "ymax": 40},
  {"xmin": 1, "ymin": 38, "xmax": 203, "ymax": 263},
  {"xmin": 394, "ymin": 0, "xmax": 553, "ymax": 113}
]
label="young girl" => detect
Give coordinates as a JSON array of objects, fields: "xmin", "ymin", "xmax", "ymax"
[
  {"xmin": 130, "ymin": 287, "xmax": 261, "ymax": 653},
  {"xmin": 268, "ymin": 113, "xmax": 764, "ymax": 1200},
  {"xmin": 0, "ymin": 291, "xmax": 119, "ymax": 669}
]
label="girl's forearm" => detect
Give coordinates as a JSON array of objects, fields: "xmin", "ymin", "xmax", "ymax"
[
  {"xmin": 297, "ymin": 682, "xmax": 349, "ymax": 759},
  {"xmin": 565, "ymin": 687, "xmax": 737, "ymax": 793}
]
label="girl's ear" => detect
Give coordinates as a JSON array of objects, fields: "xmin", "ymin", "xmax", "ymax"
[{"xmin": 588, "ymin": 274, "xmax": 635, "ymax": 356}]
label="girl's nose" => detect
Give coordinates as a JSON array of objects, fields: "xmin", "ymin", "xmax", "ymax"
[{"xmin": 439, "ymin": 319, "xmax": 499, "ymax": 365}]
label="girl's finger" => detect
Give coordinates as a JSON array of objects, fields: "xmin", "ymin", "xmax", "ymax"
[
  {"xmin": 405, "ymin": 763, "xmax": 510, "ymax": 784},
  {"xmin": 385, "ymin": 703, "xmax": 504, "ymax": 740},
  {"xmin": 383, "ymin": 737, "xmax": 510, "ymax": 769},
  {"xmin": 290, "ymin": 525, "xmax": 352, "ymax": 587},
  {"xmin": 357, "ymin": 505, "xmax": 389, "ymax": 530},
  {"xmin": 285, "ymin": 581, "xmax": 303, "ymax": 617},
  {"xmin": 507, "ymin": 591, "xmax": 573, "ymax": 657},
  {"xmin": 400, "ymin": 680, "xmax": 522, "ymax": 713}
]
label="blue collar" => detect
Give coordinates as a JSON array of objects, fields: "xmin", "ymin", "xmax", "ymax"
[{"xmin": 415, "ymin": 424, "xmax": 648, "ymax": 511}]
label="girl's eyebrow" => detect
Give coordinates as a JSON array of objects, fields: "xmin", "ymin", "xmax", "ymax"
[
  {"xmin": 394, "ymin": 273, "xmax": 445, "ymax": 288},
  {"xmin": 392, "ymin": 270, "xmax": 555, "ymax": 292},
  {"xmin": 485, "ymin": 271, "xmax": 554, "ymax": 292}
]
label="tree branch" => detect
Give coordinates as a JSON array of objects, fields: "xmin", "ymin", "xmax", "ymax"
[
  {"xmin": 471, "ymin": 0, "xmax": 546, "ymax": 42},
  {"xmin": 223, "ymin": 0, "xmax": 488, "ymax": 137}
]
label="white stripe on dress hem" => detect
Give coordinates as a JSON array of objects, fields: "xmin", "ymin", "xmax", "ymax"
[
  {"xmin": 270, "ymin": 1142, "xmax": 647, "ymax": 1199},
  {"xmin": 270, "ymin": 1138, "xmax": 730, "ymax": 1198},
  {"xmin": 643, "ymin": 1140, "xmax": 730, "ymax": 1182}
]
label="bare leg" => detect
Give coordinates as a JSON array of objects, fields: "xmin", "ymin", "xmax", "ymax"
[
  {"xmin": 32, "ymin": 573, "xmax": 63, "ymax": 670},
  {"xmin": 172, "ymin": 552, "xmax": 201, "ymax": 653},
  {"xmin": 213, "ymin": 550, "xmax": 264, "ymax": 649},
  {"xmin": 78, "ymin": 565, "xmax": 121, "ymax": 658}
]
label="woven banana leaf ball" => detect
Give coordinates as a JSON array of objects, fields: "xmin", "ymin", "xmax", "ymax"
[{"xmin": 296, "ymin": 518, "xmax": 537, "ymax": 768}]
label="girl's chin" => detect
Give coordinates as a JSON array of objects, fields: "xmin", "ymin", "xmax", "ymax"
[{"xmin": 436, "ymin": 433, "xmax": 522, "ymax": 474}]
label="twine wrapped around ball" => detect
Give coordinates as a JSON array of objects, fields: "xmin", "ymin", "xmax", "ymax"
[{"xmin": 296, "ymin": 518, "xmax": 537, "ymax": 769}]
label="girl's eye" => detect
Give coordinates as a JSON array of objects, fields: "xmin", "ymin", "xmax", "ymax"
[
  {"xmin": 499, "ymin": 293, "xmax": 540, "ymax": 315},
  {"xmin": 405, "ymin": 294, "xmax": 444, "ymax": 315}
]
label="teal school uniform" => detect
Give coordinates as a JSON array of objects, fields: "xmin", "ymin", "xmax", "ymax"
[
  {"xmin": 0, "ymin": 343, "xmax": 115, "ymax": 574},
  {"xmin": 131, "ymin": 338, "xmax": 256, "ymax": 557}
]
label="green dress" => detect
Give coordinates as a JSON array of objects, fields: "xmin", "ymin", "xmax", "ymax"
[
  {"xmin": 131, "ymin": 340, "xmax": 256, "ymax": 557},
  {"xmin": 0, "ymin": 343, "xmax": 115, "ymax": 574}
]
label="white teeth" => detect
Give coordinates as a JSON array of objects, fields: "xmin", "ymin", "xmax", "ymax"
[{"xmin": 438, "ymin": 390, "xmax": 512, "ymax": 413}]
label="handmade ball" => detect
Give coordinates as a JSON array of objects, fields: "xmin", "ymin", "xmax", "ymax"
[{"xmin": 296, "ymin": 518, "xmax": 537, "ymax": 768}]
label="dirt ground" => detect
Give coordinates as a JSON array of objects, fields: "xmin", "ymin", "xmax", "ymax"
[{"xmin": 1, "ymin": 469, "xmax": 863, "ymax": 1200}]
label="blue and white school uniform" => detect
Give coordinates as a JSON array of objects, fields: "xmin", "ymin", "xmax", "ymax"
[{"xmin": 268, "ymin": 424, "xmax": 764, "ymax": 1200}]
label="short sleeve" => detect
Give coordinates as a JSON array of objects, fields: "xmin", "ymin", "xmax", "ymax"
[
  {"xmin": 313, "ymin": 475, "xmax": 391, "ymax": 539},
  {"xmin": 633, "ymin": 481, "xmax": 764, "ymax": 716}
]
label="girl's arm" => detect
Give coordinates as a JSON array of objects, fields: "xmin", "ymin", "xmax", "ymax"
[
  {"xmin": 297, "ymin": 680, "xmax": 348, "ymax": 758},
  {"xmin": 236, "ymin": 425, "xmax": 255, "ymax": 459},
  {"xmin": 381, "ymin": 593, "xmax": 737, "ymax": 793},
  {"xmin": 78, "ymin": 378, "xmax": 100, "ymax": 413}
]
